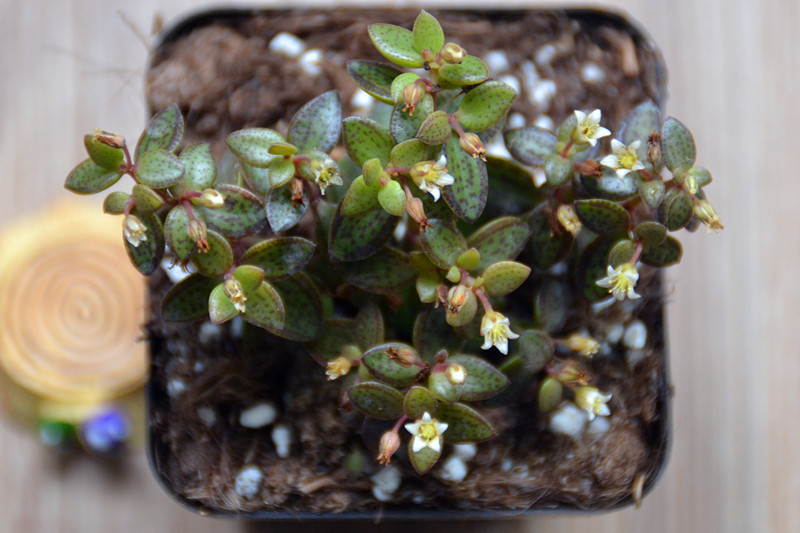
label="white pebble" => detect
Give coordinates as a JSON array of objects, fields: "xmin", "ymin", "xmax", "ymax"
[
  {"xmin": 581, "ymin": 62, "xmax": 605, "ymax": 84},
  {"xmin": 534, "ymin": 43, "xmax": 557, "ymax": 66},
  {"xmin": 452, "ymin": 443, "xmax": 477, "ymax": 461},
  {"xmin": 193, "ymin": 360, "xmax": 205, "ymax": 373},
  {"xmin": 299, "ymin": 49, "xmax": 323, "ymax": 77},
  {"xmin": 371, "ymin": 465, "xmax": 402, "ymax": 502},
  {"xmin": 585, "ymin": 414, "xmax": 611, "ymax": 439},
  {"xmin": 623, "ymin": 320, "xmax": 647, "ymax": 350},
  {"xmin": 520, "ymin": 61, "xmax": 540, "ymax": 95},
  {"xmin": 625, "ymin": 349, "xmax": 646, "ymax": 368},
  {"xmin": 271, "ymin": 423, "xmax": 292, "ymax": 458},
  {"xmin": 531, "ymin": 167, "xmax": 547, "ymax": 188},
  {"xmin": 501, "ymin": 458, "xmax": 513, "ymax": 472},
  {"xmin": 606, "ymin": 323, "xmax": 625, "ymax": 344},
  {"xmin": 393, "ymin": 215, "xmax": 408, "ymax": 242},
  {"xmin": 268, "ymin": 32, "xmax": 306, "ymax": 58},
  {"xmin": 166, "ymin": 379, "xmax": 186, "ymax": 399},
  {"xmin": 439, "ymin": 455, "xmax": 468, "ymax": 483},
  {"xmin": 230, "ymin": 316, "xmax": 244, "ymax": 338},
  {"xmin": 350, "ymin": 88, "xmax": 374, "ymax": 111},
  {"xmin": 498, "ymin": 74, "xmax": 521, "ymax": 94},
  {"xmin": 486, "ymin": 136, "xmax": 512, "ymax": 159},
  {"xmin": 550, "ymin": 403, "xmax": 587, "ymax": 439},
  {"xmin": 507, "ymin": 112, "xmax": 527, "ymax": 129},
  {"xmin": 235, "ymin": 464, "xmax": 264, "ymax": 500},
  {"xmin": 591, "ymin": 297, "xmax": 617, "ymax": 313},
  {"xmin": 160, "ymin": 258, "xmax": 193, "ymax": 284},
  {"xmin": 198, "ymin": 322, "xmax": 222, "ymax": 344},
  {"xmin": 531, "ymin": 80, "xmax": 557, "ymax": 108},
  {"xmin": 239, "ymin": 402, "xmax": 278, "ymax": 428},
  {"xmin": 534, "ymin": 115, "xmax": 554, "ymax": 131},
  {"xmin": 197, "ymin": 406, "xmax": 217, "ymax": 427},
  {"xmin": 484, "ymin": 50, "xmax": 510, "ymax": 73}
]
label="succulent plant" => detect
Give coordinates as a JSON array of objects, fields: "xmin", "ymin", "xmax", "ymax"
[{"xmin": 64, "ymin": 10, "xmax": 721, "ymax": 475}]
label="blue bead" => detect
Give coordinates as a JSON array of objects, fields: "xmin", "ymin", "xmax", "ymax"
[{"xmin": 80, "ymin": 408, "xmax": 130, "ymax": 454}]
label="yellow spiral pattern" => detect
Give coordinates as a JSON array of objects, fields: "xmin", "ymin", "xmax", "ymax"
[{"xmin": 0, "ymin": 200, "xmax": 148, "ymax": 406}]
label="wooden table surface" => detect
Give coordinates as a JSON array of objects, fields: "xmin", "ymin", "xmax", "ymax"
[{"xmin": 0, "ymin": 0, "xmax": 792, "ymax": 531}]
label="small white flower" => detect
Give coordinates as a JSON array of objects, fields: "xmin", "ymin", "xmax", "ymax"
[
  {"xmin": 123, "ymin": 215, "xmax": 148, "ymax": 248},
  {"xmin": 410, "ymin": 154, "xmax": 455, "ymax": 202},
  {"xmin": 599, "ymin": 139, "xmax": 645, "ymax": 179},
  {"xmin": 480, "ymin": 310, "xmax": 520, "ymax": 355},
  {"xmin": 325, "ymin": 356, "xmax": 352, "ymax": 381},
  {"xmin": 574, "ymin": 386, "xmax": 612, "ymax": 421},
  {"xmin": 404, "ymin": 412, "xmax": 448, "ymax": 454},
  {"xmin": 571, "ymin": 109, "xmax": 611, "ymax": 147},
  {"xmin": 307, "ymin": 154, "xmax": 343, "ymax": 195},
  {"xmin": 223, "ymin": 278, "xmax": 247, "ymax": 313},
  {"xmin": 596, "ymin": 263, "xmax": 641, "ymax": 301}
]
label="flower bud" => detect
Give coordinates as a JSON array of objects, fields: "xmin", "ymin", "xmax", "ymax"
[
  {"xmin": 376, "ymin": 430, "xmax": 401, "ymax": 465},
  {"xmin": 325, "ymin": 356, "xmax": 352, "ymax": 381},
  {"xmin": 405, "ymin": 197, "xmax": 431, "ymax": 232},
  {"xmin": 188, "ymin": 218, "xmax": 209, "ymax": 253},
  {"xmin": 401, "ymin": 81, "xmax": 424, "ymax": 116},
  {"xmin": 93, "ymin": 129, "xmax": 126, "ymax": 149},
  {"xmin": 198, "ymin": 188, "xmax": 225, "ymax": 209},
  {"xmin": 647, "ymin": 132, "xmax": 662, "ymax": 166},
  {"xmin": 565, "ymin": 333, "xmax": 600, "ymax": 358},
  {"xmin": 459, "ymin": 132, "xmax": 487, "ymax": 161},
  {"xmin": 556, "ymin": 204, "xmax": 582, "ymax": 237},
  {"xmin": 223, "ymin": 278, "xmax": 247, "ymax": 314},
  {"xmin": 693, "ymin": 199, "xmax": 724, "ymax": 233},
  {"xmin": 683, "ymin": 175, "xmax": 698, "ymax": 195},
  {"xmin": 445, "ymin": 363, "xmax": 466, "ymax": 385},
  {"xmin": 440, "ymin": 42, "xmax": 466, "ymax": 63},
  {"xmin": 553, "ymin": 361, "xmax": 590, "ymax": 386}
]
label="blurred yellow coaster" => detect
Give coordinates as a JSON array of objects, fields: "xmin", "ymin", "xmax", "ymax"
[{"xmin": 0, "ymin": 200, "xmax": 148, "ymax": 425}]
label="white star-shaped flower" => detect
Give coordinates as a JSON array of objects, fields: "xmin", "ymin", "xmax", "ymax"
[
  {"xmin": 574, "ymin": 386, "xmax": 612, "ymax": 421},
  {"xmin": 123, "ymin": 215, "xmax": 148, "ymax": 248},
  {"xmin": 480, "ymin": 310, "xmax": 520, "ymax": 355},
  {"xmin": 596, "ymin": 263, "xmax": 641, "ymax": 301},
  {"xmin": 571, "ymin": 109, "xmax": 611, "ymax": 147},
  {"xmin": 599, "ymin": 139, "xmax": 645, "ymax": 179},
  {"xmin": 404, "ymin": 412, "xmax": 448, "ymax": 453},
  {"xmin": 410, "ymin": 154, "xmax": 455, "ymax": 202}
]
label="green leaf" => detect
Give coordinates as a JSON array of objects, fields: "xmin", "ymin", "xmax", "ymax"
[
  {"xmin": 533, "ymin": 278, "xmax": 569, "ymax": 333},
  {"xmin": 307, "ymin": 318, "xmax": 356, "ymax": 361},
  {"xmin": 266, "ymin": 185, "xmax": 309, "ymax": 233},
  {"xmin": 449, "ymin": 354, "xmax": 509, "ymax": 402},
  {"xmin": 438, "ymin": 56, "xmax": 489, "ymax": 88},
  {"xmin": 574, "ymin": 199, "xmax": 631, "ymax": 235},
  {"xmin": 131, "ymin": 183, "xmax": 164, "ymax": 214},
  {"xmin": 342, "ymin": 116, "xmax": 394, "ymax": 167},
  {"xmin": 164, "ymin": 204, "xmax": 199, "ymax": 261},
  {"xmin": 435, "ymin": 402, "xmax": 495, "ymax": 443},
  {"xmin": 135, "ymin": 104, "xmax": 184, "ymax": 161},
  {"xmin": 272, "ymin": 274, "xmax": 323, "ymax": 341},
  {"xmin": 377, "ymin": 180, "xmax": 407, "ymax": 216},
  {"xmin": 455, "ymin": 81, "xmax": 516, "ymax": 131},
  {"xmin": 576, "ymin": 236, "xmax": 619, "ymax": 301},
  {"xmin": 408, "ymin": 440, "xmax": 442, "ymax": 475},
  {"xmin": 641, "ymin": 235, "xmax": 682, "ymax": 266},
  {"xmin": 103, "ymin": 191, "xmax": 129, "ymax": 214},
  {"xmin": 341, "ymin": 175, "xmax": 381, "ymax": 216},
  {"xmin": 420, "ymin": 217, "xmax": 468, "ymax": 269},
  {"xmin": 192, "ymin": 229, "xmax": 233, "ymax": 277},
  {"xmin": 413, "ymin": 307, "xmax": 464, "ymax": 363},
  {"xmin": 208, "ymin": 283, "xmax": 238, "ymax": 324},
  {"xmin": 390, "ymin": 139, "xmax": 429, "ymax": 169},
  {"xmin": 634, "ymin": 221, "xmax": 668, "ymax": 246},
  {"xmin": 346, "ymin": 60, "xmax": 403, "ymax": 105},
  {"xmin": 467, "ymin": 216, "xmax": 530, "ymax": 272},
  {"xmin": 242, "ymin": 280, "xmax": 285, "ymax": 332},
  {"xmin": 233, "ymin": 265, "xmax": 265, "ymax": 292},
  {"xmin": 354, "ymin": 303, "xmax": 385, "ymax": 350},
  {"xmin": 241, "ymin": 236, "xmax": 316, "ymax": 280},
  {"xmin": 391, "ymin": 96, "xmax": 435, "ymax": 142},
  {"xmin": 362, "ymin": 343, "xmax": 422, "ymax": 388},
  {"xmin": 661, "ymin": 117, "xmax": 696, "ymax": 175},
  {"xmin": 161, "ymin": 274, "xmax": 217, "ymax": 322},
  {"xmin": 404, "ymin": 386, "xmax": 438, "ymax": 420},
  {"xmin": 442, "ymin": 133, "xmax": 488, "ymax": 223},
  {"xmin": 368, "ymin": 23, "xmax": 424, "ymax": 68},
  {"xmin": 196, "ymin": 184, "xmax": 266, "ymax": 238},
  {"xmin": 412, "ymin": 10, "xmax": 444, "ymax": 54},
  {"xmin": 538, "ymin": 376, "xmax": 563, "ymax": 412},
  {"xmin": 268, "ymin": 158, "xmax": 296, "ymax": 189},
  {"xmin": 618, "ymin": 100, "xmax": 662, "ymax": 155},
  {"xmin": 660, "ymin": 188, "xmax": 694, "ymax": 230},
  {"xmin": 64, "ymin": 158, "xmax": 122, "ymax": 195},
  {"xmin": 516, "ymin": 329, "xmax": 553, "ymax": 374},
  {"xmin": 84, "ymin": 134, "xmax": 123, "ymax": 170},
  {"xmin": 136, "ymin": 149, "xmax": 185, "ymax": 189},
  {"xmin": 456, "ymin": 248, "xmax": 481, "ymax": 271},
  {"xmin": 338, "ymin": 247, "xmax": 415, "ymax": 295},
  {"xmin": 608, "ymin": 239, "xmax": 635, "ymax": 267},
  {"xmin": 123, "ymin": 211, "xmax": 164, "ymax": 275},
  {"xmin": 240, "ymin": 162, "xmax": 272, "ymax": 195},
  {"xmin": 581, "ymin": 170, "xmax": 640, "ymax": 202},
  {"xmin": 524, "ymin": 206, "xmax": 573, "ymax": 269},
  {"xmin": 178, "ymin": 144, "xmax": 216, "ymax": 192},
  {"xmin": 415, "ymin": 110, "xmax": 451, "ymax": 145},
  {"xmin": 329, "ymin": 204, "xmax": 398, "ymax": 262},
  {"xmin": 504, "ymin": 127, "xmax": 557, "ymax": 166},
  {"xmin": 687, "ymin": 165, "xmax": 713, "ymax": 187},
  {"xmin": 639, "ymin": 178, "xmax": 666, "ymax": 207},
  {"xmin": 544, "ymin": 154, "xmax": 574, "ymax": 187},
  {"xmin": 225, "ymin": 128, "xmax": 285, "ymax": 168},
  {"xmin": 390, "ymin": 72, "xmax": 421, "ymax": 103},
  {"xmin": 287, "ymin": 90, "xmax": 342, "ymax": 154},
  {"xmin": 428, "ymin": 370, "xmax": 460, "ymax": 403},
  {"xmin": 348, "ymin": 382, "xmax": 404, "ymax": 420},
  {"xmin": 481, "ymin": 260, "xmax": 531, "ymax": 297}
]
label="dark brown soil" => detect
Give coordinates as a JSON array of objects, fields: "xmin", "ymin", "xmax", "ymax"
[{"xmin": 146, "ymin": 8, "xmax": 670, "ymax": 516}]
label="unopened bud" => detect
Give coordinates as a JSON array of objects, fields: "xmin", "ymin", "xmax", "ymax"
[
  {"xmin": 683, "ymin": 175, "xmax": 698, "ymax": 195},
  {"xmin": 647, "ymin": 131, "xmax": 661, "ymax": 166},
  {"xmin": 445, "ymin": 363, "xmax": 466, "ymax": 385},
  {"xmin": 191, "ymin": 188, "xmax": 225, "ymax": 209},
  {"xmin": 402, "ymin": 82, "xmax": 424, "ymax": 116},
  {"xmin": 447, "ymin": 285, "xmax": 469, "ymax": 312},
  {"xmin": 693, "ymin": 199, "xmax": 724, "ymax": 233},
  {"xmin": 565, "ymin": 333, "xmax": 600, "ymax": 358},
  {"xmin": 93, "ymin": 129, "xmax": 126, "ymax": 149},
  {"xmin": 459, "ymin": 132, "xmax": 487, "ymax": 162},
  {"xmin": 188, "ymin": 218, "xmax": 209, "ymax": 253},
  {"xmin": 290, "ymin": 178, "xmax": 305, "ymax": 207},
  {"xmin": 440, "ymin": 42, "xmax": 466, "ymax": 64},
  {"xmin": 406, "ymin": 197, "xmax": 431, "ymax": 232},
  {"xmin": 223, "ymin": 278, "xmax": 247, "ymax": 314},
  {"xmin": 554, "ymin": 361, "xmax": 590, "ymax": 386},
  {"xmin": 556, "ymin": 204, "xmax": 582, "ymax": 237},
  {"xmin": 376, "ymin": 430, "xmax": 401, "ymax": 465}
]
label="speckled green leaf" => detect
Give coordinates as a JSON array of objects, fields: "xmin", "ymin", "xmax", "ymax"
[
  {"xmin": 329, "ymin": 205, "xmax": 398, "ymax": 262},
  {"xmin": 576, "ymin": 236, "xmax": 619, "ymax": 301},
  {"xmin": 390, "ymin": 95, "xmax": 434, "ymax": 144},
  {"xmin": 618, "ymin": 100, "xmax": 661, "ymax": 155},
  {"xmin": 368, "ymin": 24, "xmax": 424, "ymax": 68},
  {"xmin": 390, "ymin": 139, "xmax": 428, "ymax": 168},
  {"xmin": 266, "ymin": 185, "xmax": 309, "ymax": 233},
  {"xmin": 342, "ymin": 116, "xmax": 394, "ymax": 167},
  {"xmin": 641, "ymin": 235, "xmax": 682, "ymax": 266},
  {"xmin": 233, "ymin": 265, "xmax": 265, "ymax": 292},
  {"xmin": 608, "ymin": 239, "xmax": 635, "ymax": 268},
  {"xmin": 660, "ymin": 188, "xmax": 693, "ymax": 230},
  {"xmin": 164, "ymin": 204, "xmax": 199, "ymax": 261},
  {"xmin": 192, "ymin": 229, "xmax": 233, "ymax": 277},
  {"xmin": 268, "ymin": 158, "xmax": 296, "ymax": 189},
  {"xmin": 84, "ymin": 134, "xmax": 123, "ymax": 170},
  {"xmin": 456, "ymin": 248, "xmax": 481, "ymax": 271},
  {"xmin": 574, "ymin": 199, "xmax": 631, "ymax": 235},
  {"xmin": 135, "ymin": 104, "xmax": 184, "ymax": 160},
  {"xmin": 341, "ymin": 175, "xmax": 381, "ymax": 216},
  {"xmin": 103, "ymin": 191, "xmax": 129, "ymax": 214},
  {"xmin": 438, "ymin": 56, "xmax": 489, "ymax": 88},
  {"xmin": 349, "ymin": 382, "xmax": 405, "ymax": 420},
  {"xmin": 161, "ymin": 274, "xmax": 217, "ymax": 322},
  {"xmin": 272, "ymin": 273, "xmax": 323, "ymax": 341},
  {"xmin": 442, "ymin": 133, "xmax": 488, "ymax": 223},
  {"xmin": 545, "ymin": 154, "xmax": 574, "ymax": 187},
  {"xmin": 196, "ymin": 184, "xmax": 266, "ymax": 238},
  {"xmin": 346, "ymin": 60, "xmax": 403, "ymax": 105},
  {"xmin": 413, "ymin": 307, "xmax": 465, "ymax": 363},
  {"xmin": 416, "ymin": 271, "xmax": 439, "ymax": 304},
  {"xmin": 338, "ymin": 247, "xmax": 415, "ymax": 295},
  {"xmin": 455, "ymin": 80, "xmax": 516, "ymax": 131},
  {"xmin": 123, "ymin": 211, "xmax": 164, "ymax": 275},
  {"xmin": 428, "ymin": 370, "xmax": 460, "ymax": 403},
  {"xmin": 377, "ymin": 180, "xmax": 407, "ymax": 216},
  {"xmin": 307, "ymin": 318, "xmax": 356, "ymax": 361},
  {"xmin": 639, "ymin": 178, "xmax": 665, "ymax": 207},
  {"xmin": 420, "ymin": 217, "xmax": 467, "ymax": 269},
  {"xmin": 581, "ymin": 169, "xmax": 640, "ymax": 202},
  {"xmin": 449, "ymin": 354, "xmax": 510, "ymax": 402},
  {"xmin": 288, "ymin": 90, "xmax": 342, "ymax": 154},
  {"xmin": 242, "ymin": 280, "xmax": 285, "ymax": 332},
  {"xmin": 434, "ymin": 402, "xmax": 495, "ymax": 443},
  {"xmin": 354, "ymin": 303, "xmax": 385, "ymax": 350},
  {"xmin": 65, "ymin": 158, "xmax": 122, "ymax": 194},
  {"xmin": 408, "ymin": 440, "xmax": 442, "ymax": 475},
  {"xmin": 481, "ymin": 260, "xmax": 531, "ymax": 298},
  {"xmin": 525, "ymin": 206, "xmax": 573, "ymax": 269},
  {"xmin": 687, "ymin": 165, "xmax": 713, "ymax": 187},
  {"xmin": 225, "ymin": 128, "xmax": 284, "ymax": 168},
  {"xmin": 412, "ymin": 10, "xmax": 444, "ymax": 54},
  {"xmin": 661, "ymin": 117, "xmax": 696, "ymax": 175},
  {"xmin": 208, "ymin": 283, "xmax": 238, "ymax": 324},
  {"xmin": 178, "ymin": 143, "xmax": 216, "ymax": 192},
  {"xmin": 516, "ymin": 329, "xmax": 553, "ymax": 374},
  {"xmin": 501, "ymin": 126, "xmax": 557, "ymax": 166},
  {"xmin": 467, "ymin": 216, "xmax": 530, "ymax": 272},
  {"xmin": 241, "ymin": 236, "xmax": 315, "ymax": 280},
  {"xmin": 538, "ymin": 376, "xmax": 563, "ymax": 412},
  {"xmin": 362, "ymin": 343, "xmax": 422, "ymax": 388},
  {"xmin": 136, "ymin": 149, "xmax": 185, "ymax": 189},
  {"xmin": 240, "ymin": 163, "xmax": 272, "ymax": 195},
  {"xmin": 415, "ymin": 110, "xmax": 451, "ymax": 145},
  {"xmin": 131, "ymin": 183, "xmax": 164, "ymax": 214},
  {"xmin": 634, "ymin": 221, "xmax": 668, "ymax": 246},
  {"xmin": 404, "ymin": 386, "xmax": 438, "ymax": 420},
  {"xmin": 534, "ymin": 278, "xmax": 569, "ymax": 333}
]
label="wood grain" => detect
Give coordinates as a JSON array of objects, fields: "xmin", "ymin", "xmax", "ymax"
[{"xmin": 0, "ymin": 0, "xmax": 791, "ymax": 531}]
